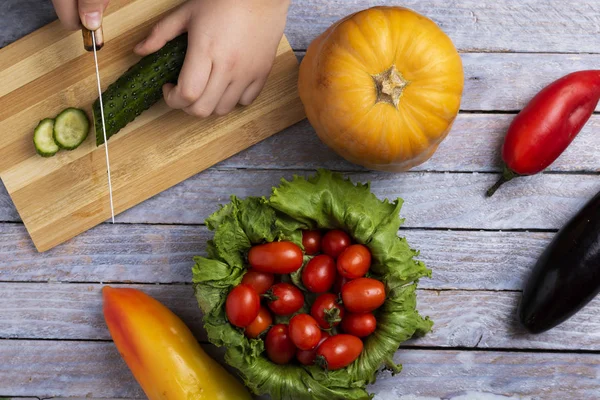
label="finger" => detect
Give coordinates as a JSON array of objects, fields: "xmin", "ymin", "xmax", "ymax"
[
  {"xmin": 214, "ymin": 80, "xmax": 251, "ymax": 116},
  {"xmin": 78, "ymin": 0, "xmax": 109, "ymax": 30},
  {"xmin": 134, "ymin": 5, "xmax": 189, "ymax": 56},
  {"xmin": 239, "ymin": 78, "xmax": 268, "ymax": 106},
  {"xmin": 163, "ymin": 55, "xmax": 212, "ymax": 110},
  {"xmin": 183, "ymin": 71, "xmax": 231, "ymax": 118},
  {"xmin": 51, "ymin": 0, "xmax": 80, "ymax": 30},
  {"xmin": 162, "ymin": 32, "xmax": 213, "ymax": 109}
]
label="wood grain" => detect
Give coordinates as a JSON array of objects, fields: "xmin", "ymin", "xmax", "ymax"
[
  {"xmin": 0, "ymin": 223, "xmax": 549, "ymax": 291},
  {"xmin": 1, "ymin": 340, "xmax": 599, "ymax": 399},
  {"xmin": 287, "ymin": 0, "xmax": 600, "ymax": 53},
  {"xmin": 459, "ymin": 53, "xmax": 600, "ymax": 112},
  {"xmin": 0, "ymin": 0, "xmax": 305, "ymax": 252},
  {"xmin": 0, "ymin": 283, "xmax": 203, "ymax": 341},
  {"xmin": 6, "ymin": 1, "xmax": 600, "ymax": 54},
  {"xmin": 218, "ymin": 114, "xmax": 600, "ymax": 173},
  {"xmin": 0, "ymin": 170, "xmax": 599, "ymax": 229},
  {"xmin": 4, "ymin": 283, "xmax": 600, "ymax": 352},
  {"xmin": 88, "ymin": 171, "xmax": 600, "ymax": 230}
]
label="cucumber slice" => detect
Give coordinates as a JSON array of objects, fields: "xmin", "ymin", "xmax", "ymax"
[
  {"xmin": 53, "ymin": 108, "xmax": 90, "ymax": 150},
  {"xmin": 33, "ymin": 118, "xmax": 59, "ymax": 157}
]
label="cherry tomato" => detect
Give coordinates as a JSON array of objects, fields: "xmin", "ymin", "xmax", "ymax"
[
  {"xmin": 341, "ymin": 313, "xmax": 376, "ymax": 338},
  {"xmin": 226, "ymin": 284, "xmax": 260, "ymax": 328},
  {"xmin": 341, "ymin": 278, "xmax": 385, "ymax": 313},
  {"xmin": 241, "ymin": 269, "xmax": 275, "ymax": 294},
  {"xmin": 266, "ymin": 283, "xmax": 304, "ymax": 316},
  {"xmin": 337, "ymin": 244, "xmax": 371, "ymax": 279},
  {"xmin": 333, "ymin": 275, "xmax": 350, "ymax": 294},
  {"xmin": 289, "ymin": 314, "xmax": 322, "ymax": 350},
  {"xmin": 296, "ymin": 331, "xmax": 330, "ymax": 365},
  {"xmin": 302, "ymin": 230, "xmax": 322, "ymax": 255},
  {"xmin": 310, "ymin": 293, "xmax": 344, "ymax": 329},
  {"xmin": 265, "ymin": 324, "xmax": 296, "ymax": 364},
  {"xmin": 310, "ymin": 293, "xmax": 345, "ymax": 329},
  {"xmin": 302, "ymin": 255, "xmax": 336, "ymax": 293},
  {"xmin": 245, "ymin": 306, "xmax": 273, "ymax": 339},
  {"xmin": 248, "ymin": 242, "xmax": 303, "ymax": 274},
  {"xmin": 316, "ymin": 334, "xmax": 363, "ymax": 370},
  {"xmin": 321, "ymin": 230, "xmax": 351, "ymax": 258}
]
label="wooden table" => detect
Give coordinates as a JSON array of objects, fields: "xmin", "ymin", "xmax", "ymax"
[{"xmin": 1, "ymin": 1, "xmax": 600, "ymax": 399}]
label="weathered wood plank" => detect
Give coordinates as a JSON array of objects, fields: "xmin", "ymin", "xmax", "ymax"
[
  {"xmin": 0, "ymin": 223, "xmax": 549, "ymax": 291},
  {"xmin": 459, "ymin": 53, "xmax": 600, "ymax": 112},
  {"xmin": 2, "ymin": 170, "xmax": 599, "ymax": 229},
  {"xmin": 4, "ymin": 1, "xmax": 600, "ymax": 54},
  {"xmin": 287, "ymin": 0, "xmax": 600, "ymax": 53},
  {"xmin": 0, "ymin": 283, "xmax": 201, "ymax": 341},
  {"xmin": 3, "ymin": 283, "xmax": 600, "ymax": 352},
  {"xmin": 1, "ymin": 340, "xmax": 599, "ymax": 399},
  {"xmin": 0, "ymin": 340, "xmax": 145, "ymax": 398},
  {"xmin": 374, "ymin": 349, "xmax": 600, "ymax": 400},
  {"xmin": 97, "ymin": 171, "xmax": 600, "ymax": 230},
  {"xmin": 220, "ymin": 114, "xmax": 600, "ymax": 173},
  {"xmin": 0, "ymin": 223, "xmax": 203, "ymax": 283},
  {"xmin": 412, "ymin": 291, "xmax": 600, "ymax": 351}
]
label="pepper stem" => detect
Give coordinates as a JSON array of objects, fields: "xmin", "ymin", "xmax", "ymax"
[{"xmin": 486, "ymin": 166, "xmax": 518, "ymax": 197}]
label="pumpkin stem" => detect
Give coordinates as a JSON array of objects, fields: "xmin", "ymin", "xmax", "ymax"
[{"xmin": 373, "ymin": 65, "xmax": 409, "ymax": 108}]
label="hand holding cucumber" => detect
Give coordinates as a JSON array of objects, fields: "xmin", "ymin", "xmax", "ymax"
[
  {"xmin": 133, "ymin": 0, "xmax": 290, "ymax": 117},
  {"xmin": 52, "ymin": 0, "xmax": 290, "ymax": 119}
]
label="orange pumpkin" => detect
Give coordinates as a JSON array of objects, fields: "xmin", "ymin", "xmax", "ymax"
[{"xmin": 298, "ymin": 6, "xmax": 464, "ymax": 171}]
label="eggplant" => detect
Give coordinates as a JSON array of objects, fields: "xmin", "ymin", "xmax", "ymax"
[{"xmin": 518, "ymin": 190, "xmax": 600, "ymax": 333}]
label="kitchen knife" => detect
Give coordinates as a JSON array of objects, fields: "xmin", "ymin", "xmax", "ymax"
[{"xmin": 83, "ymin": 26, "xmax": 115, "ymax": 223}]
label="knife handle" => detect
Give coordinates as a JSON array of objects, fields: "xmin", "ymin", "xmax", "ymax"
[{"xmin": 82, "ymin": 26, "xmax": 104, "ymax": 52}]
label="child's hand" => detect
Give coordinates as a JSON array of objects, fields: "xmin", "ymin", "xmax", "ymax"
[
  {"xmin": 51, "ymin": 0, "xmax": 109, "ymax": 30},
  {"xmin": 134, "ymin": 0, "xmax": 290, "ymax": 117}
]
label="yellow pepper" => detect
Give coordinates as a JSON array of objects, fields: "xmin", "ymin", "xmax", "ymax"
[{"xmin": 103, "ymin": 286, "xmax": 252, "ymax": 400}]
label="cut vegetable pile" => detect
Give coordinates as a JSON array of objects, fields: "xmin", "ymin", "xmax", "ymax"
[{"xmin": 192, "ymin": 170, "xmax": 432, "ymax": 400}]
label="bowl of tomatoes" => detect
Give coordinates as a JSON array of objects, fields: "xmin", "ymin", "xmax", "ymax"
[{"xmin": 192, "ymin": 170, "xmax": 432, "ymax": 400}]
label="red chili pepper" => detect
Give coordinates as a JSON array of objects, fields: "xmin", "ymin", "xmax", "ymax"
[{"xmin": 487, "ymin": 70, "xmax": 600, "ymax": 197}]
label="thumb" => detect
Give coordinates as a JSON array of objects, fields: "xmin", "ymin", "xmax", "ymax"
[{"xmin": 78, "ymin": 0, "xmax": 108, "ymax": 30}]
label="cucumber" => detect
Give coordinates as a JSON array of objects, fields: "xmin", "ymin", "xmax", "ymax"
[
  {"xmin": 53, "ymin": 107, "xmax": 90, "ymax": 150},
  {"xmin": 33, "ymin": 118, "xmax": 59, "ymax": 157},
  {"xmin": 93, "ymin": 34, "xmax": 188, "ymax": 145}
]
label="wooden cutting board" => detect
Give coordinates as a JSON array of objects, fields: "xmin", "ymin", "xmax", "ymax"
[{"xmin": 0, "ymin": 0, "xmax": 305, "ymax": 252}]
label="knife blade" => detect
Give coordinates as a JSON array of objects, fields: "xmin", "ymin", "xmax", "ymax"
[{"xmin": 83, "ymin": 26, "xmax": 115, "ymax": 223}]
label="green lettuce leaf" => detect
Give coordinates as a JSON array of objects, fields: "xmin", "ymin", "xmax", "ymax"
[{"xmin": 193, "ymin": 170, "xmax": 432, "ymax": 400}]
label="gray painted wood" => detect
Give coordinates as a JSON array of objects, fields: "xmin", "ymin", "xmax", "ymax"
[
  {"xmin": 82, "ymin": 171, "xmax": 600, "ymax": 230},
  {"xmin": 412, "ymin": 290, "xmax": 600, "ymax": 351},
  {"xmin": 3, "ymin": 1, "xmax": 600, "ymax": 54},
  {"xmin": 0, "ymin": 223, "xmax": 549, "ymax": 291},
  {"xmin": 1, "ymin": 170, "xmax": 599, "ymax": 228},
  {"xmin": 1, "ymin": 340, "xmax": 599, "ymax": 399},
  {"xmin": 220, "ymin": 114, "xmax": 600, "ymax": 173},
  {"xmin": 3, "ymin": 283, "xmax": 600, "ymax": 352},
  {"xmin": 0, "ymin": 223, "xmax": 204, "ymax": 284},
  {"xmin": 0, "ymin": 283, "xmax": 203, "ymax": 341},
  {"xmin": 286, "ymin": 0, "xmax": 600, "ymax": 53}
]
